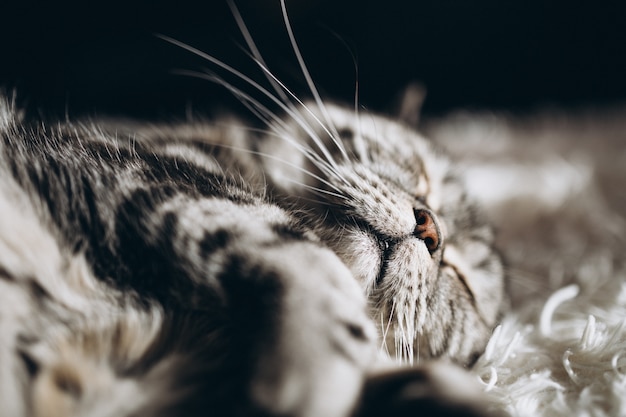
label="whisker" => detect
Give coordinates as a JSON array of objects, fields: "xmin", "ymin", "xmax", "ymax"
[
  {"xmin": 159, "ymin": 36, "xmax": 335, "ymax": 170},
  {"xmin": 251, "ymin": 58, "xmax": 350, "ymax": 165},
  {"xmin": 175, "ymin": 69, "xmax": 342, "ymax": 181},
  {"xmin": 226, "ymin": 0, "xmax": 291, "ymax": 107},
  {"xmin": 183, "ymin": 69, "xmax": 286, "ymax": 138},
  {"xmin": 278, "ymin": 0, "xmax": 346, "ymax": 160},
  {"xmin": 206, "ymin": 70, "xmax": 350, "ymax": 188},
  {"xmin": 282, "ymin": 179, "xmax": 348, "ymax": 201},
  {"xmin": 158, "ymin": 39, "xmax": 346, "ymax": 182},
  {"xmin": 416, "ymin": 330, "xmax": 420, "ymax": 364},
  {"xmin": 380, "ymin": 300, "xmax": 396, "ymax": 354},
  {"xmin": 324, "ymin": 27, "xmax": 363, "ymax": 146},
  {"xmin": 193, "ymin": 138, "xmax": 347, "ymax": 195},
  {"xmin": 159, "ymin": 22, "xmax": 353, "ymax": 187},
  {"xmin": 379, "ymin": 311, "xmax": 391, "ymax": 357}
]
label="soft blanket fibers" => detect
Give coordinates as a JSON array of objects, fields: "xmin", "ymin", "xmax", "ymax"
[
  {"xmin": 426, "ymin": 107, "xmax": 626, "ymax": 417},
  {"xmin": 477, "ymin": 275, "xmax": 626, "ymax": 416}
]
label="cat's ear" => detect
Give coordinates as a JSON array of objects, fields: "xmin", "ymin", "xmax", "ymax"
[{"xmin": 393, "ymin": 82, "xmax": 427, "ymax": 128}]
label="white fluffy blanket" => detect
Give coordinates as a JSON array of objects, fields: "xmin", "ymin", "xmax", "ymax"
[{"xmin": 426, "ymin": 108, "xmax": 626, "ymax": 416}]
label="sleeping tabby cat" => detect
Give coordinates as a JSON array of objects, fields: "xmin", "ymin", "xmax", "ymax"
[{"xmin": 0, "ymin": 4, "xmax": 506, "ymax": 417}]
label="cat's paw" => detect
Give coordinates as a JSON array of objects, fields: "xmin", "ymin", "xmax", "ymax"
[
  {"xmin": 355, "ymin": 363, "xmax": 504, "ymax": 417},
  {"xmin": 249, "ymin": 244, "xmax": 378, "ymax": 417}
]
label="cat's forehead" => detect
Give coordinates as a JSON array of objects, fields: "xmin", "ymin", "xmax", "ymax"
[
  {"xmin": 299, "ymin": 101, "xmax": 438, "ymax": 170},
  {"xmin": 303, "ymin": 102, "xmax": 449, "ymax": 210}
]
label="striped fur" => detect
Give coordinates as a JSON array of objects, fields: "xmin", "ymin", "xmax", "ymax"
[{"xmin": 0, "ymin": 24, "xmax": 506, "ymax": 411}]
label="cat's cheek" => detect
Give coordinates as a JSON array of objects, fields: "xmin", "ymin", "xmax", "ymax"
[
  {"xmin": 443, "ymin": 243, "xmax": 505, "ymax": 326},
  {"xmin": 325, "ymin": 230, "xmax": 381, "ymax": 290}
]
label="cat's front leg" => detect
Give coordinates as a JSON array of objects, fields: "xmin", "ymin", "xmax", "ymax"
[
  {"xmin": 116, "ymin": 195, "xmax": 379, "ymax": 417},
  {"xmin": 123, "ymin": 190, "xmax": 495, "ymax": 417},
  {"xmin": 242, "ymin": 243, "xmax": 379, "ymax": 417}
]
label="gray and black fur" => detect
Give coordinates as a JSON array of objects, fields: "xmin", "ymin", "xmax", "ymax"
[{"xmin": 0, "ymin": 6, "xmax": 506, "ymax": 416}]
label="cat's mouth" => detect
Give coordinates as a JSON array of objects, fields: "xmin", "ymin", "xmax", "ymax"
[
  {"xmin": 375, "ymin": 238, "xmax": 395, "ymax": 287},
  {"xmin": 319, "ymin": 209, "xmax": 442, "ymax": 294},
  {"xmin": 372, "ymin": 236, "xmax": 437, "ymax": 290},
  {"xmin": 371, "ymin": 208, "xmax": 442, "ymax": 286}
]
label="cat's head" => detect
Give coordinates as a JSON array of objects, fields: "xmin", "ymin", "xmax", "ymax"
[{"xmin": 258, "ymin": 102, "xmax": 506, "ymax": 365}]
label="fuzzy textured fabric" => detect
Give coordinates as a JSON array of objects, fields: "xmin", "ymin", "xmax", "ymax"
[{"xmin": 426, "ymin": 107, "xmax": 626, "ymax": 417}]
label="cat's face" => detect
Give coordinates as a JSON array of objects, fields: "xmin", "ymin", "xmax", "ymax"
[{"xmin": 259, "ymin": 103, "xmax": 506, "ymax": 365}]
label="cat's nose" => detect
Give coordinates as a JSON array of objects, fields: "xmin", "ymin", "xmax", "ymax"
[{"xmin": 413, "ymin": 209, "xmax": 441, "ymax": 253}]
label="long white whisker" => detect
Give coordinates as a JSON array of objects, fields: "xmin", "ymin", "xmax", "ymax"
[
  {"xmin": 196, "ymin": 139, "xmax": 346, "ymax": 195},
  {"xmin": 244, "ymin": 55, "xmax": 351, "ymax": 181},
  {"xmin": 226, "ymin": 0, "xmax": 291, "ymax": 107},
  {"xmin": 229, "ymin": 42, "xmax": 352, "ymax": 188},
  {"xmin": 199, "ymin": 71, "xmax": 349, "ymax": 187},
  {"xmin": 353, "ymin": 69, "xmax": 363, "ymax": 151},
  {"xmin": 380, "ymin": 300, "xmax": 396, "ymax": 354},
  {"xmin": 214, "ymin": 87, "xmax": 341, "ymax": 185},
  {"xmin": 174, "ymin": 69, "xmax": 282, "ymax": 136},
  {"xmin": 159, "ymin": 37, "xmax": 346, "ymax": 179},
  {"xmin": 251, "ymin": 59, "xmax": 350, "ymax": 163},
  {"xmin": 226, "ymin": 6, "xmax": 350, "ymax": 182},
  {"xmin": 282, "ymin": 179, "xmax": 348, "ymax": 200},
  {"xmin": 324, "ymin": 28, "xmax": 363, "ymax": 144},
  {"xmin": 379, "ymin": 312, "xmax": 391, "ymax": 357},
  {"xmin": 279, "ymin": 0, "xmax": 346, "ymax": 158},
  {"xmin": 172, "ymin": 67, "xmax": 339, "ymax": 176},
  {"xmin": 218, "ymin": 87, "xmax": 346, "ymax": 186}
]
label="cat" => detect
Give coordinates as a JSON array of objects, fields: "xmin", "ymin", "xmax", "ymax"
[{"xmin": 0, "ymin": 3, "xmax": 507, "ymax": 417}]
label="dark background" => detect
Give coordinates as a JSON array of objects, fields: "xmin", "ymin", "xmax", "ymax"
[{"xmin": 1, "ymin": 0, "xmax": 625, "ymax": 119}]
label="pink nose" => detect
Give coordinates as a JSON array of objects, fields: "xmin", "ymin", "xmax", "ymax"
[{"xmin": 413, "ymin": 209, "xmax": 441, "ymax": 253}]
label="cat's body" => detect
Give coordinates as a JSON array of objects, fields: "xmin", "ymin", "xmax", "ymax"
[
  {"xmin": 0, "ymin": 7, "xmax": 506, "ymax": 413},
  {"xmin": 0, "ymin": 92, "xmax": 505, "ymax": 416}
]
